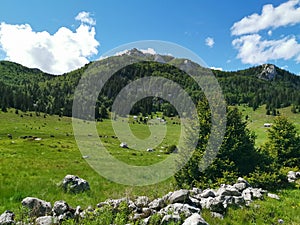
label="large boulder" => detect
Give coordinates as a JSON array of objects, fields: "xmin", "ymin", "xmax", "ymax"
[
  {"xmin": 0, "ymin": 210, "xmax": 15, "ymax": 225},
  {"xmin": 182, "ymin": 213, "xmax": 209, "ymax": 225},
  {"xmin": 168, "ymin": 189, "xmax": 189, "ymax": 203},
  {"xmin": 61, "ymin": 175, "xmax": 90, "ymax": 193},
  {"xmin": 21, "ymin": 197, "xmax": 52, "ymax": 217}
]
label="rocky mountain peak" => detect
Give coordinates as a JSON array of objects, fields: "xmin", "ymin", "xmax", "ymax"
[
  {"xmin": 125, "ymin": 48, "xmax": 145, "ymax": 57},
  {"xmin": 257, "ymin": 64, "xmax": 277, "ymax": 81}
]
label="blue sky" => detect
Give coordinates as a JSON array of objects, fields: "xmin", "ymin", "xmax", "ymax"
[{"xmin": 0, "ymin": 0, "xmax": 299, "ymax": 75}]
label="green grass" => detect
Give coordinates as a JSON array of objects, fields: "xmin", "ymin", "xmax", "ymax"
[
  {"xmin": 238, "ymin": 105, "xmax": 300, "ymax": 147},
  {"xmin": 202, "ymin": 188, "xmax": 300, "ymax": 225},
  {"xmin": 0, "ymin": 110, "xmax": 180, "ymax": 213},
  {"xmin": 1, "ymin": 107, "xmax": 300, "ymax": 224}
]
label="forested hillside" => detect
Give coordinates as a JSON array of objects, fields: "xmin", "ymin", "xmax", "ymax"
[{"xmin": 1, "ymin": 51, "xmax": 300, "ymax": 117}]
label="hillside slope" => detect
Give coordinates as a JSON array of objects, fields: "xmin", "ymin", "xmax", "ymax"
[{"xmin": 1, "ymin": 50, "xmax": 300, "ymax": 116}]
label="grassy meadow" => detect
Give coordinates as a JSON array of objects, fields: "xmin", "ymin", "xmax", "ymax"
[
  {"xmin": 0, "ymin": 106, "xmax": 300, "ymax": 224},
  {"xmin": 238, "ymin": 105, "xmax": 300, "ymax": 147},
  {"xmin": 0, "ymin": 109, "xmax": 180, "ymax": 213}
]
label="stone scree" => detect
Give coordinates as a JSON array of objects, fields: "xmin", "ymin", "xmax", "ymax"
[{"xmin": 0, "ymin": 176, "xmax": 286, "ymax": 225}]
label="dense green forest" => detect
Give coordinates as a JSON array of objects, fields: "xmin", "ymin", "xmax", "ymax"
[{"xmin": 1, "ymin": 53, "xmax": 300, "ymax": 118}]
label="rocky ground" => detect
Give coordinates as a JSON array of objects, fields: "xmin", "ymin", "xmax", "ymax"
[{"xmin": 1, "ymin": 171, "xmax": 299, "ymax": 225}]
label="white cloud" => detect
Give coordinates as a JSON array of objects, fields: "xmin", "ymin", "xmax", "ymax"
[
  {"xmin": 205, "ymin": 37, "xmax": 215, "ymax": 48},
  {"xmin": 75, "ymin": 11, "xmax": 96, "ymax": 26},
  {"xmin": 268, "ymin": 30, "xmax": 272, "ymax": 36},
  {"xmin": 231, "ymin": 0, "xmax": 300, "ymax": 36},
  {"xmin": 232, "ymin": 34, "xmax": 300, "ymax": 64},
  {"xmin": 0, "ymin": 12, "xmax": 99, "ymax": 75},
  {"xmin": 140, "ymin": 48, "xmax": 157, "ymax": 55},
  {"xmin": 210, "ymin": 66, "xmax": 223, "ymax": 71}
]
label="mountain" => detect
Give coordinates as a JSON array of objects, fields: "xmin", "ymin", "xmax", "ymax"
[{"xmin": 1, "ymin": 50, "xmax": 300, "ymax": 117}]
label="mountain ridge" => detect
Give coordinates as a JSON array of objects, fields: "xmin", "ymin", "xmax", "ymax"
[{"xmin": 0, "ymin": 52, "xmax": 300, "ymax": 116}]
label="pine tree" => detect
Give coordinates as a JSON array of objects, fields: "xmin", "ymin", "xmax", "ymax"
[{"xmin": 265, "ymin": 116, "xmax": 300, "ymax": 167}]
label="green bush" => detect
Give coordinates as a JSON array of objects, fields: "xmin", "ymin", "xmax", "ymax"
[{"xmin": 165, "ymin": 145, "xmax": 177, "ymax": 154}]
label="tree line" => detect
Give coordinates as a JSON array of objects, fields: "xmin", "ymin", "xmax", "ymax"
[{"xmin": 1, "ymin": 60, "xmax": 300, "ymax": 118}]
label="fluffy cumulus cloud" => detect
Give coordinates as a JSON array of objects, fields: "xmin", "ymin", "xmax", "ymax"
[
  {"xmin": 205, "ymin": 37, "xmax": 215, "ymax": 48},
  {"xmin": 0, "ymin": 12, "xmax": 99, "ymax": 75},
  {"xmin": 231, "ymin": 0, "xmax": 300, "ymax": 65},
  {"xmin": 231, "ymin": 0, "xmax": 300, "ymax": 36},
  {"xmin": 232, "ymin": 34, "xmax": 300, "ymax": 64},
  {"xmin": 75, "ymin": 11, "xmax": 96, "ymax": 26}
]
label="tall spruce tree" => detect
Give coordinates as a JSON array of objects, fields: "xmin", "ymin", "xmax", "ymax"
[{"xmin": 175, "ymin": 102, "xmax": 259, "ymax": 188}]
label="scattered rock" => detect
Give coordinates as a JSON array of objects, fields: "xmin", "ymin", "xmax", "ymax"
[
  {"xmin": 206, "ymin": 196, "xmax": 225, "ymax": 213},
  {"xmin": 161, "ymin": 214, "xmax": 181, "ymax": 224},
  {"xmin": 267, "ymin": 193, "xmax": 280, "ymax": 200},
  {"xmin": 237, "ymin": 177, "xmax": 251, "ymax": 187},
  {"xmin": 35, "ymin": 216, "xmax": 55, "ymax": 225},
  {"xmin": 160, "ymin": 203, "xmax": 200, "ymax": 218},
  {"xmin": 4, "ymin": 176, "xmax": 288, "ymax": 224},
  {"xmin": 148, "ymin": 198, "xmax": 165, "ymax": 210},
  {"xmin": 199, "ymin": 189, "xmax": 216, "ymax": 198},
  {"xmin": 189, "ymin": 187, "xmax": 202, "ymax": 196},
  {"xmin": 120, "ymin": 142, "xmax": 128, "ymax": 148},
  {"xmin": 102, "ymin": 197, "xmax": 128, "ymax": 209},
  {"xmin": 168, "ymin": 189, "xmax": 189, "ymax": 203},
  {"xmin": 287, "ymin": 171, "xmax": 300, "ymax": 183},
  {"xmin": 61, "ymin": 175, "xmax": 90, "ymax": 193},
  {"xmin": 0, "ymin": 210, "xmax": 15, "ymax": 225},
  {"xmin": 21, "ymin": 197, "xmax": 52, "ymax": 217},
  {"xmin": 135, "ymin": 196, "xmax": 150, "ymax": 208},
  {"xmin": 216, "ymin": 185, "xmax": 241, "ymax": 197},
  {"xmin": 211, "ymin": 212, "xmax": 224, "ymax": 220},
  {"xmin": 52, "ymin": 200, "xmax": 72, "ymax": 221},
  {"xmin": 182, "ymin": 213, "xmax": 209, "ymax": 225}
]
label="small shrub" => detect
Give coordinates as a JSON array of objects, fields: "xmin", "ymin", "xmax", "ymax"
[{"xmin": 165, "ymin": 145, "xmax": 177, "ymax": 154}]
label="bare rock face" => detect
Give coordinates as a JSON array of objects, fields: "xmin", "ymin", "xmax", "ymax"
[
  {"xmin": 257, "ymin": 64, "xmax": 277, "ymax": 81},
  {"xmin": 21, "ymin": 197, "xmax": 52, "ymax": 217}
]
